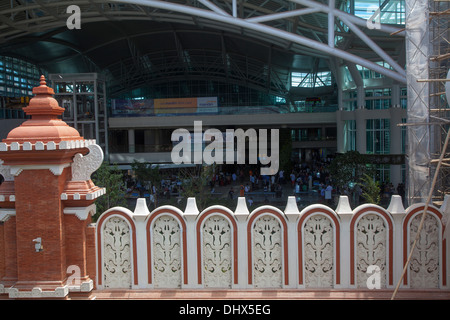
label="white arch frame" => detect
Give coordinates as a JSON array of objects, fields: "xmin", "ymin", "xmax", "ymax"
[
  {"xmin": 96, "ymin": 209, "xmax": 136, "ymax": 290},
  {"xmin": 197, "ymin": 206, "xmax": 237, "ymax": 289},
  {"xmin": 299, "ymin": 210, "xmax": 339, "ymax": 289}
]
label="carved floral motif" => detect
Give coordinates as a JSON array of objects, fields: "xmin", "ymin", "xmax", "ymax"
[
  {"xmin": 253, "ymin": 215, "xmax": 282, "ymax": 288},
  {"xmin": 152, "ymin": 215, "xmax": 182, "ymax": 288},
  {"xmin": 409, "ymin": 213, "xmax": 439, "ymax": 288},
  {"xmin": 202, "ymin": 215, "xmax": 232, "ymax": 288},
  {"xmin": 356, "ymin": 214, "xmax": 386, "ymax": 288},
  {"xmin": 0, "ymin": 160, "xmax": 13, "ymax": 181},
  {"xmin": 102, "ymin": 216, "xmax": 132, "ymax": 288},
  {"xmin": 71, "ymin": 144, "xmax": 104, "ymax": 181},
  {"xmin": 303, "ymin": 215, "xmax": 334, "ymax": 287}
]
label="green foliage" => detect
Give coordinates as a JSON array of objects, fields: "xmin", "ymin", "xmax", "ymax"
[
  {"xmin": 178, "ymin": 165, "xmax": 214, "ymax": 211},
  {"xmin": 131, "ymin": 160, "xmax": 161, "ymax": 187},
  {"xmin": 279, "ymin": 128, "xmax": 293, "ymax": 174},
  {"xmin": 175, "ymin": 165, "xmax": 236, "ymax": 211},
  {"xmin": 360, "ymin": 173, "xmax": 381, "ymax": 205},
  {"xmin": 91, "ymin": 162, "xmax": 127, "ymax": 221},
  {"xmin": 328, "ymin": 151, "xmax": 373, "ymax": 191},
  {"xmin": 130, "ymin": 160, "xmax": 162, "ymax": 208}
]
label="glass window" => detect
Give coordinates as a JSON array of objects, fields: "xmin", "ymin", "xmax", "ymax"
[
  {"xmin": 366, "ymin": 119, "xmax": 390, "ymax": 154},
  {"xmin": 353, "ymin": 0, "xmax": 405, "ymax": 25},
  {"xmin": 344, "ymin": 120, "xmax": 356, "ymax": 151},
  {"xmin": 291, "ymin": 71, "xmax": 333, "ymax": 88},
  {"xmin": 0, "ymin": 55, "xmax": 45, "ymax": 98},
  {"xmin": 365, "ymin": 87, "xmax": 391, "ymax": 110}
]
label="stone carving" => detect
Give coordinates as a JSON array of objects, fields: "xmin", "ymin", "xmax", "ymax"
[
  {"xmin": 303, "ymin": 215, "xmax": 334, "ymax": 288},
  {"xmin": 0, "ymin": 160, "xmax": 13, "ymax": 181},
  {"xmin": 253, "ymin": 215, "xmax": 282, "ymax": 288},
  {"xmin": 71, "ymin": 144, "xmax": 104, "ymax": 181},
  {"xmin": 356, "ymin": 214, "xmax": 386, "ymax": 288},
  {"xmin": 202, "ymin": 215, "xmax": 232, "ymax": 288},
  {"xmin": 152, "ymin": 215, "xmax": 182, "ymax": 288},
  {"xmin": 409, "ymin": 213, "xmax": 439, "ymax": 288},
  {"xmin": 103, "ymin": 216, "xmax": 132, "ymax": 288}
]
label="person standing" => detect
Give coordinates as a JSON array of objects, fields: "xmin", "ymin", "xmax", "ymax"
[{"xmin": 325, "ymin": 184, "xmax": 333, "ymax": 205}]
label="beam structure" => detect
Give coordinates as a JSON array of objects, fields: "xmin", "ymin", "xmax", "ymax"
[{"xmin": 0, "ymin": 0, "xmax": 407, "ymax": 84}]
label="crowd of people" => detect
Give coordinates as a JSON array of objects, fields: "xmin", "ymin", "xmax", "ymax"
[{"xmin": 123, "ymin": 160, "xmax": 407, "ymax": 209}]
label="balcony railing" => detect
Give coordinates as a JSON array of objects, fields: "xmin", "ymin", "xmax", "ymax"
[{"xmin": 109, "ymin": 105, "xmax": 338, "ymax": 117}]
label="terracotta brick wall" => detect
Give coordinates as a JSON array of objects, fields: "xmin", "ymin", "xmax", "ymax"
[
  {"xmin": 13, "ymin": 167, "xmax": 70, "ymax": 284},
  {"xmin": 2, "ymin": 217, "xmax": 17, "ymax": 283},
  {"xmin": 0, "ymin": 223, "xmax": 4, "ymax": 281}
]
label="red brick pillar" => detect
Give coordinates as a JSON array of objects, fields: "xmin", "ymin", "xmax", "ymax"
[
  {"xmin": 0, "ymin": 76, "xmax": 104, "ymax": 299},
  {"xmin": 0, "ymin": 217, "xmax": 17, "ymax": 288}
]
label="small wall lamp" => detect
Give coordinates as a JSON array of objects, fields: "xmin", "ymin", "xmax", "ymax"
[{"xmin": 32, "ymin": 237, "xmax": 43, "ymax": 252}]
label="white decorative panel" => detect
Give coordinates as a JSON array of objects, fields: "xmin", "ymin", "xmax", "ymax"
[
  {"xmin": 102, "ymin": 216, "xmax": 132, "ymax": 288},
  {"xmin": 409, "ymin": 213, "xmax": 440, "ymax": 288},
  {"xmin": 356, "ymin": 214, "xmax": 387, "ymax": 288},
  {"xmin": 303, "ymin": 215, "xmax": 334, "ymax": 288},
  {"xmin": 253, "ymin": 215, "xmax": 282, "ymax": 288},
  {"xmin": 71, "ymin": 144, "xmax": 104, "ymax": 181},
  {"xmin": 202, "ymin": 215, "xmax": 232, "ymax": 288},
  {"xmin": 152, "ymin": 215, "xmax": 182, "ymax": 288}
]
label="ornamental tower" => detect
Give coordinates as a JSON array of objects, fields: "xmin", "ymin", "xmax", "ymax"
[{"xmin": 0, "ymin": 76, "xmax": 105, "ymax": 299}]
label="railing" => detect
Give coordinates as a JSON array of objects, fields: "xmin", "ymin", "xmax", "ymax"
[
  {"xmin": 94, "ymin": 194, "xmax": 449, "ymax": 290},
  {"xmin": 109, "ymin": 105, "xmax": 338, "ymax": 117}
]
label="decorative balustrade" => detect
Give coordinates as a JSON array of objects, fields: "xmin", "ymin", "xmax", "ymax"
[{"xmin": 95, "ymin": 195, "xmax": 450, "ymax": 290}]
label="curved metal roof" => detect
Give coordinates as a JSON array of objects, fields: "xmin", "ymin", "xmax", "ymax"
[{"xmin": 0, "ymin": 0, "xmax": 406, "ymax": 98}]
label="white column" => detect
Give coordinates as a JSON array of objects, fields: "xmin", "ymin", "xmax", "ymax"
[
  {"xmin": 234, "ymin": 197, "xmax": 249, "ymax": 288},
  {"xmin": 132, "ymin": 198, "xmax": 151, "ymax": 288},
  {"xmin": 284, "ymin": 196, "xmax": 301, "ymax": 288},
  {"xmin": 182, "ymin": 197, "xmax": 200, "ymax": 288},
  {"xmin": 390, "ymin": 107, "xmax": 406, "ymax": 186},
  {"xmin": 336, "ymin": 195, "xmax": 353, "ymax": 288},
  {"xmin": 128, "ymin": 128, "xmax": 135, "ymax": 153},
  {"xmin": 336, "ymin": 110, "xmax": 345, "ymax": 153},
  {"xmin": 355, "ymin": 108, "xmax": 367, "ymax": 154},
  {"xmin": 387, "ymin": 195, "xmax": 406, "ymax": 288}
]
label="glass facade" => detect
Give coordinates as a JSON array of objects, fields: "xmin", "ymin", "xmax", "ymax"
[
  {"xmin": 344, "ymin": 120, "xmax": 356, "ymax": 152},
  {"xmin": 0, "ymin": 56, "xmax": 46, "ymax": 119},
  {"xmin": 0, "ymin": 56, "xmax": 44, "ymax": 97},
  {"xmin": 365, "ymin": 88, "xmax": 391, "ymax": 110},
  {"xmin": 352, "ymin": 0, "xmax": 405, "ymax": 25},
  {"xmin": 114, "ymin": 79, "xmax": 284, "ymax": 107},
  {"xmin": 366, "ymin": 119, "xmax": 390, "ymax": 154},
  {"xmin": 291, "ymin": 71, "xmax": 333, "ymax": 88},
  {"xmin": 357, "ymin": 62, "xmax": 393, "ymax": 80}
]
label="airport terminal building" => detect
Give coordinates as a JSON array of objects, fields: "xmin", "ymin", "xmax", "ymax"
[{"xmin": 0, "ymin": 0, "xmax": 448, "ymax": 203}]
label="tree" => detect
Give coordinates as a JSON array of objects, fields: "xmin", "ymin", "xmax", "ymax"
[
  {"xmin": 131, "ymin": 160, "xmax": 161, "ymax": 208},
  {"xmin": 360, "ymin": 173, "xmax": 381, "ymax": 205},
  {"xmin": 178, "ymin": 164, "xmax": 235, "ymax": 211},
  {"xmin": 328, "ymin": 151, "xmax": 373, "ymax": 192},
  {"xmin": 279, "ymin": 128, "xmax": 293, "ymax": 174},
  {"xmin": 91, "ymin": 162, "xmax": 127, "ymax": 221}
]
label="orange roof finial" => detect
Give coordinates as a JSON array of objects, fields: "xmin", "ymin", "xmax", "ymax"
[
  {"xmin": 31, "ymin": 74, "xmax": 54, "ymax": 96},
  {"xmin": 3, "ymin": 75, "xmax": 82, "ymax": 143},
  {"xmin": 39, "ymin": 75, "xmax": 47, "ymax": 86}
]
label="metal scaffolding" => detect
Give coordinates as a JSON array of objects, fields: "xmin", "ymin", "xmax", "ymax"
[
  {"xmin": 405, "ymin": 0, "xmax": 449, "ymax": 205},
  {"xmin": 429, "ymin": 0, "xmax": 450, "ymax": 205},
  {"xmin": 392, "ymin": 0, "xmax": 449, "ymax": 299}
]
